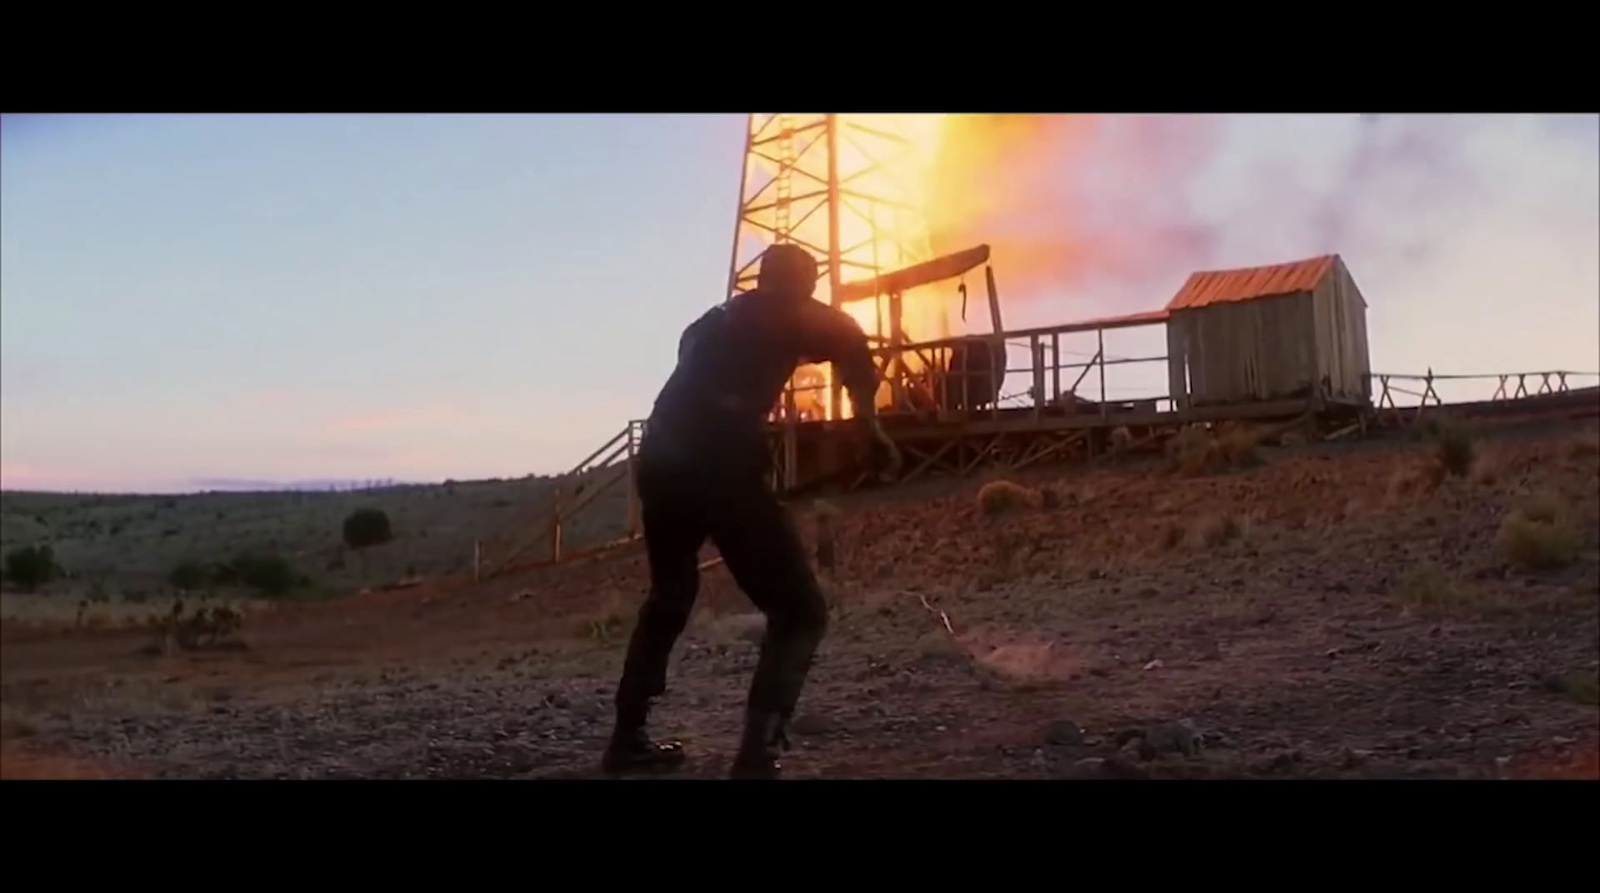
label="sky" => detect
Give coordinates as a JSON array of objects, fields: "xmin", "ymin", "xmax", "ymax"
[{"xmin": 2, "ymin": 113, "xmax": 1597, "ymax": 493}]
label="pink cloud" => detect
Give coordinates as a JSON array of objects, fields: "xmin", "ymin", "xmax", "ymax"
[{"xmin": 0, "ymin": 460, "xmax": 131, "ymax": 492}]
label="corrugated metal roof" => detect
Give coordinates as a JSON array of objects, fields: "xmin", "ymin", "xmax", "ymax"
[{"xmin": 1165, "ymin": 254, "xmax": 1338, "ymax": 311}]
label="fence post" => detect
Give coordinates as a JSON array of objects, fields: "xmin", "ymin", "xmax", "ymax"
[
  {"xmin": 625, "ymin": 422, "xmax": 641, "ymax": 539},
  {"xmin": 1098, "ymin": 328, "xmax": 1107, "ymax": 417}
]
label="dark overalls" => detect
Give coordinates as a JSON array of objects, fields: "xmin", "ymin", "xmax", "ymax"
[{"xmin": 606, "ymin": 287, "xmax": 877, "ymax": 776}]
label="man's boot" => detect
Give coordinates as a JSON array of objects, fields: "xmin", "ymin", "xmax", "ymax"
[
  {"xmin": 729, "ymin": 709, "xmax": 790, "ymax": 779},
  {"xmin": 601, "ymin": 698, "xmax": 687, "ymax": 776}
]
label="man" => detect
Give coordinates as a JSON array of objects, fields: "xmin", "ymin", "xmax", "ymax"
[{"xmin": 601, "ymin": 243, "xmax": 901, "ymax": 780}]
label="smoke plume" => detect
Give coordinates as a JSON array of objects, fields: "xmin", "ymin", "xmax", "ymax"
[
  {"xmin": 921, "ymin": 113, "xmax": 1600, "ymax": 376},
  {"xmin": 927, "ymin": 116, "xmax": 1595, "ymax": 297}
]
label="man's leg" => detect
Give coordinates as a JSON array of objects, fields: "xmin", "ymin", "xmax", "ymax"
[
  {"xmin": 708, "ymin": 481, "xmax": 829, "ymax": 779},
  {"xmin": 603, "ymin": 469, "xmax": 707, "ymax": 775}
]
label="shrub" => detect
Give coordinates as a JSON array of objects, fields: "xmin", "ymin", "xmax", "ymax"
[
  {"xmin": 228, "ymin": 551, "xmax": 303, "ymax": 597},
  {"xmin": 977, "ymin": 480, "xmax": 1039, "ymax": 516},
  {"xmin": 343, "ymin": 508, "xmax": 393, "ymax": 549},
  {"xmin": 1430, "ymin": 421, "xmax": 1476, "ymax": 477},
  {"xmin": 1495, "ymin": 497, "xmax": 1581, "ymax": 572},
  {"xmin": 4, "ymin": 545, "xmax": 60, "ymax": 591}
]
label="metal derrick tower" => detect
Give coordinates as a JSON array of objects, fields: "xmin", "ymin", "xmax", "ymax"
[{"xmin": 723, "ymin": 113, "xmax": 945, "ymax": 421}]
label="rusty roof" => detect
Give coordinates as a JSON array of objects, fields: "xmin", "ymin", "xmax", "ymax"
[{"xmin": 1165, "ymin": 254, "xmax": 1338, "ymax": 311}]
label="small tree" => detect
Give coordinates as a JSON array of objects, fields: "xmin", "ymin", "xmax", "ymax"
[
  {"xmin": 4, "ymin": 544, "xmax": 60, "ymax": 592},
  {"xmin": 342, "ymin": 508, "xmax": 393, "ymax": 577},
  {"xmin": 229, "ymin": 551, "xmax": 300, "ymax": 598}
]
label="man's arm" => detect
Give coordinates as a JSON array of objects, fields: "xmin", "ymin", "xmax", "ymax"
[
  {"xmin": 795, "ymin": 304, "xmax": 901, "ymax": 475},
  {"xmin": 798, "ymin": 304, "xmax": 880, "ymax": 427}
]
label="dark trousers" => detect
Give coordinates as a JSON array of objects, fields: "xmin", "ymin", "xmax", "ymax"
[{"xmin": 614, "ymin": 445, "xmax": 828, "ymax": 727}]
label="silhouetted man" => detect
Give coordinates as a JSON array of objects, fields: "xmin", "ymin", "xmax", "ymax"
[{"xmin": 602, "ymin": 243, "xmax": 901, "ymax": 779}]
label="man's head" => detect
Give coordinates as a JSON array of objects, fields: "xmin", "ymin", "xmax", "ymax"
[{"xmin": 755, "ymin": 244, "xmax": 819, "ymax": 300}]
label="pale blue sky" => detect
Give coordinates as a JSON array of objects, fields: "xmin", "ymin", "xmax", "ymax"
[{"xmin": 3, "ymin": 113, "xmax": 1596, "ymax": 493}]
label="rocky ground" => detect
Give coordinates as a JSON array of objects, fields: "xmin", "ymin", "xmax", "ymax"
[{"xmin": 3, "ymin": 417, "xmax": 1597, "ymax": 780}]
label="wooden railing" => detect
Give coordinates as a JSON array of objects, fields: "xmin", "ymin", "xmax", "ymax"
[
  {"xmin": 769, "ymin": 315, "xmax": 1176, "ymax": 430},
  {"xmin": 1369, "ymin": 369, "xmax": 1599, "ymax": 423},
  {"xmin": 475, "ymin": 419, "xmax": 645, "ymax": 580}
]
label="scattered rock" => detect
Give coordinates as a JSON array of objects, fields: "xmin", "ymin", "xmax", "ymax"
[
  {"xmin": 1046, "ymin": 720, "xmax": 1085, "ymax": 746},
  {"xmin": 1120, "ymin": 738, "xmax": 1158, "ymax": 762},
  {"xmin": 1143, "ymin": 659, "xmax": 1165, "ymax": 671},
  {"xmin": 1145, "ymin": 720, "xmax": 1202, "ymax": 757}
]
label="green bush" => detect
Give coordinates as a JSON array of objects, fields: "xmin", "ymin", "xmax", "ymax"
[
  {"xmin": 4, "ymin": 544, "xmax": 61, "ymax": 591},
  {"xmin": 233, "ymin": 552, "xmax": 294, "ymax": 596},
  {"xmin": 342, "ymin": 508, "xmax": 393, "ymax": 551}
]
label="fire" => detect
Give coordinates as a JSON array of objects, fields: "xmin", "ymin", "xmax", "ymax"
[{"xmin": 741, "ymin": 113, "xmax": 971, "ymax": 420}]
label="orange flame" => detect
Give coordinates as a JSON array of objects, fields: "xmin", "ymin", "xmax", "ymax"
[{"xmin": 743, "ymin": 113, "xmax": 966, "ymax": 420}]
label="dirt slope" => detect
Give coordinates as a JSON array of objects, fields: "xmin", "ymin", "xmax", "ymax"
[{"xmin": 3, "ymin": 419, "xmax": 1597, "ymax": 780}]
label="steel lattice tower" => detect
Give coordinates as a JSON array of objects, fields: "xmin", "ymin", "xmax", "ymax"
[{"xmin": 724, "ymin": 113, "xmax": 945, "ymax": 420}]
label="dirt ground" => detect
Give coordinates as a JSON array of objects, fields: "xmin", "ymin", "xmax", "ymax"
[{"xmin": 3, "ymin": 417, "xmax": 1597, "ymax": 781}]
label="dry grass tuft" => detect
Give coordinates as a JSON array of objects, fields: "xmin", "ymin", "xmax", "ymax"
[
  {"xmin": 1470, "ymin": 447, "xmax": 1510, "ymax": 487},
  {"xmin": 1495, "ymin": 494, "xmax": 1582, "ymax": 572},
  {"xmin": 1397, "ymin": 563, "xmax": 1473, "ymax": 612},
  {"xmin": 1559, "ymin": 671, "xmax": 1600, "ymax": 706},
  {"xmin": 1166, "ymin": 427, "xmax": 1219, "ymax": 476},
  {"xmin": 573, "ymin": 594, "xmax": 634, "ymax": 643},
  {"xmin": 1429, "ymin": 421, "xmax": 1477, "ymax": 478},
  {"xmin": 976, "ymin": 480, "xmax": 1040, "ymax": 516},
  {"xmin": 1192, "ymin": 513, "xmax": 1243, "ymax": 549},
  {"xmin": 1215, "ymin": 423, "xmax": 1264, "ymax": 468},
  {"xmin": 1393, "ymin": 563, "xmax": 1540, "ymax": 617},
  {"xmin": 1387, "ymin": 460, "xmax": 1447, "ymax": 502},
  {"xmin": 1165, "ymin": 424, "xmax": 1263, "ymax": 477}
]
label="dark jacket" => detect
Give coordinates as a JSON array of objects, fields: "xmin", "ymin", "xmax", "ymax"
[{"xmin": 642, "ymin": 289, "xmax": 876, "ymax": 476}]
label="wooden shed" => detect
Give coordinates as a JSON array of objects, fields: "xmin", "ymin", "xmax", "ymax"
[{"xmin": 1163, "ymin": 254, "xmax": 1372, "ymax": 410}]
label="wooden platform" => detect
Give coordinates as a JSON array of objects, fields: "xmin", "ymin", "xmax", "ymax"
[{"xmin": 766, "ymin": 395, "xmax": 1368, "ymax": 496}]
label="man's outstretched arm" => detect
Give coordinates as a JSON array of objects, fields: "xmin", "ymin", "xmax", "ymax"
[
  {"xmin": 801, "ymin": 306, "xmax": 901, "ymax": 473},
  {"xmin": 800, "ymin": 307, "xmax": 878, "ymax": 421}
]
